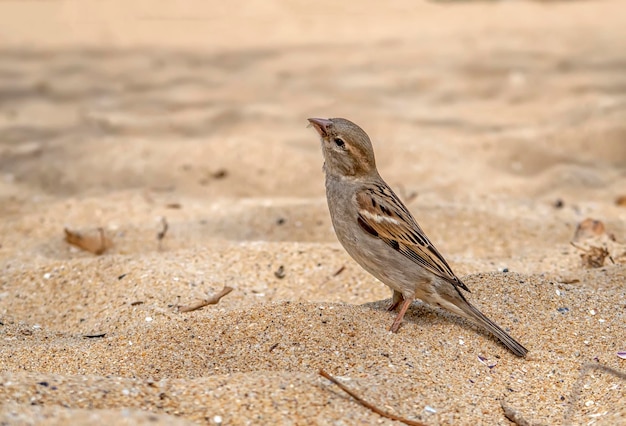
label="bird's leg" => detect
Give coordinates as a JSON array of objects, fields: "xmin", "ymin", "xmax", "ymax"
[
  {"xmin": 387, "ymin": 290, "xmax": 404, "ymax": 311},
  {"xmin": 389, "ymin": 298, "xmax": 413, "ymax": 333}
]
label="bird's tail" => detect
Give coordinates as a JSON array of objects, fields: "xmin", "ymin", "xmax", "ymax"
[
  {"xmin": 425, "ymin": 280, "xmax": 529, "ymax": 357},
  {"xmin": 459, "ymin": 298, "xmax": 528, "ymax": 357}
]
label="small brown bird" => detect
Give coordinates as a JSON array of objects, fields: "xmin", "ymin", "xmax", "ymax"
[{"xmin": 308, "ymin": 117, "xmax": 528, "ymax": 357}]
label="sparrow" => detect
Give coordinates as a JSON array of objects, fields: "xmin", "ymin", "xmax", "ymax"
[{"xmin": 308, "ymin": 117, "xmax": 528, "ymax": 357}]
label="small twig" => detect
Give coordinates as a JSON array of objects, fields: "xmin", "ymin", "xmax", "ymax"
[
  {"xmin": 570, "ymin": 241, "xmax": 584, "ymax": 252},
  {"xmin": 83, "ymin": 333, "xmax": 106, "ymax": 339},
  {"xmin": 332, "ymin": 265, "xmax": 346, "ymax": 277},
  {"xmin": 157, "ymin": 217, "xmax": 169, "ymax": 250},
  {"xmin": 179, "ymin": 286, "xmax": 233, "ymax": 313},
  {"xmin": 319, "ymin": 369, "xmax": 426, "ymax": 426},
  {"xmin": 319, "ymin": 265, "xmax": 347, "ymax": 288}
]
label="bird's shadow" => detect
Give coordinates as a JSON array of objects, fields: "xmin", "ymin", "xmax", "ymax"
[{"xmin": 361, "ymin": 298, "xmax": 519, "ymax": 353}]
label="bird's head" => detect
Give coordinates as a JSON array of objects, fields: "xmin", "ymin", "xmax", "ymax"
[{"xmin": 308, "ymin": 117, "xmax": 377, "ymax": 178}]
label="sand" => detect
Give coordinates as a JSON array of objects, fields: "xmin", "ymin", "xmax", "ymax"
[{"xmin": 1, "ymin": 0, "xmax": 625, "ymax": 424}]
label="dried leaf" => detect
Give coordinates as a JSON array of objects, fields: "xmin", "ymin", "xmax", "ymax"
[
  {"xmin": 274, "ymin": 265, "xmax": 286, "ymax": 279},
  {"xmin": 64, "ymin": 227, "xmax": 112, "ymax": 255},
  {"xmin": 212, "ymin": 169, "xmax": 228, "ymax": 179},
  {"xmin": 571, "ymin": 242, "xmax": 613, "ymax": 268},
  {"xmin": 572, "ymin": 218, "xmax": 606, "ymax": 242}
]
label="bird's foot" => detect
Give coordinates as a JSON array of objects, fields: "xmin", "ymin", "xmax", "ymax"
[{"xmin": 388, "ymin": 298, "xmax": 413, "ymax": 333}]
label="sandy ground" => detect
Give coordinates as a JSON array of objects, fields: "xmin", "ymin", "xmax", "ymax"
[{"xmin": 1, "ymin": 0, "xmax": 626, "ymax": 425}]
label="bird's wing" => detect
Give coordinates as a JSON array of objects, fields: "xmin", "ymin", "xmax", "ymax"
[{"xmin": 355, "ymin": 184, "xmax": 470, "ymax": 292}]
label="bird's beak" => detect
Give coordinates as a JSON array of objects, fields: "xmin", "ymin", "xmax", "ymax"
[{"xmin": 307, "ymin": 118, "xmax": 333, "ymax": 137}]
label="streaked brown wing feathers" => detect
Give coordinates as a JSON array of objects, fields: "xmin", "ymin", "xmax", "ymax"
[{"xmin": 355, "ymin": 186, "xmax": 469, "ymax": 292}]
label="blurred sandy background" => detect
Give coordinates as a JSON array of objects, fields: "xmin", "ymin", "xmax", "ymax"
[{"xmin": 1, "ymin": 1, "xmax": 625, "ymax": 425}]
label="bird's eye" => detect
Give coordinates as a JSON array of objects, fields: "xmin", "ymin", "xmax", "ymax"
[{"xmin": 333, "ymin": 137, "xmax": 345, "ymax": 149}]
